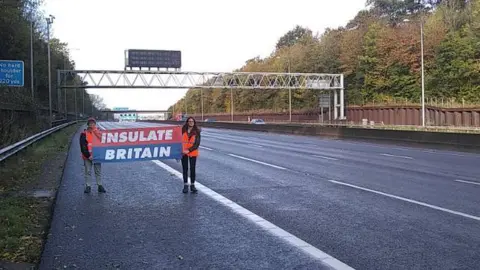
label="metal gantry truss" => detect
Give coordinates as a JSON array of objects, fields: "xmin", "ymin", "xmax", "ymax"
[
  {"xmin": 58, "ymin": 70, "xmax": 343, "ymax": 90},
  {"xmin": 58, "ymin": 70, "xmax": 346, "ymax": 120}
]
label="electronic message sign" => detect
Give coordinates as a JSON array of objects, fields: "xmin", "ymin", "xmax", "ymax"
[{"xmin": 125, "ymin": 49, "xmax": 181, "ymax": 69}]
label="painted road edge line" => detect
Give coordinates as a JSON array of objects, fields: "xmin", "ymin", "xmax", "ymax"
[
  {"xmin": 227, "ymin": 153, "xmax": 287, "ymax": 170},
  {"xmin": 455, "ymin": 179, "xmax": 480, "ymax": 186},
  {"xmin": 200, "ymin": 146, "xmax": 213, "ymax": 150},
  {"xmin": 329, "ymin": 180, "xmax": 480, "ymax": 222},
  {"xmin": 152, "ymin": 160, "xmax": 354, "ymax": 270}
]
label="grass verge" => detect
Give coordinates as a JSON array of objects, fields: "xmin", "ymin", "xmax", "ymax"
[{"xmin": 0, "ymin": 124, "xmax": 80, "ymax": 267}]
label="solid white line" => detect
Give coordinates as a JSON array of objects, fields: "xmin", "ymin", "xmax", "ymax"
[
  {"xmin": 227, "ymin": 153, "xmax": 287, "ymax": 170},
  {"xmin": 329, "ymin": 180, "xmax": 480, "ymax": 222},
  {"xmin": 313, "ymin": 155, "xmax": 339, "ymax": 161},
  {"xmin": 455, "ymin": 179, "xmax": 480, "ymax": 186},
  {"xmin": 200, "ymin": 146, "xmax": 213, "ymax": 150},
  {"xmin": 380, "ymin": 153, "xmax": 413, "ymax": 160},
  {"xmin": 152, "ymin": 160, "xmax": 354, "ymax": 270}
]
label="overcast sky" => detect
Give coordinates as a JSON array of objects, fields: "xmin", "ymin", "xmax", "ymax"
[{"xmin": 43, "ymin": 0, "xmax": 366, "ymax": 110}]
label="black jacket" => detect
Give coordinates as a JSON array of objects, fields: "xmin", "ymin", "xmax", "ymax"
[{"xmin": 79, "ymin": 130, "xmax": 91, "ymax": 159}]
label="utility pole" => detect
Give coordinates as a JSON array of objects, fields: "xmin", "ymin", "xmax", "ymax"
[
  {"xmin": 201, "ymin": 89, "xmax": 204, "ymax": 121},
  {"xmin": 230, "ymin": 88, "xmax": 234, "ymax": 122},
  {"xmin": 288, "ymin": 61, "xmax": 291, "ymax": 122},
  {"xmin": 74, "ymin": 88, "xmax": 77, "ymax": 121},
  {"xmin": 30, "ymin": 20, "xmax": 34, "ymax": 100},
  {"xmin": 403, "ymin": 16, "xmax": 426, "ymax": 127},
  {"xmin": 82, "ymin": 91, "xmax": 85, "ymax": 116},
  {"xmin": 64, "ymin": 59, "xmax": 68, "ymax": 119},
  {"xmin": 46, "ymin": 15, "xmax": 55, "ymax": 127},
  {"xmin": 420, "ymin": 16, "xmax": 425, "ymax": 127}
]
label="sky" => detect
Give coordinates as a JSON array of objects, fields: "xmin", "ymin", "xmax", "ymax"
[{"xmin": 42, "ymin": 0, "xmax": 366, "ymax": 110}]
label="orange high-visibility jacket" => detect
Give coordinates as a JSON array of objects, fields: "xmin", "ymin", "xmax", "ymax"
[
  {"xmin": 182, "ymin": 130, "xmax": 200, "ymax": 157},
  {"xmin": 80, "ymin": 128, "xmax": 98, "ymax": 160}
]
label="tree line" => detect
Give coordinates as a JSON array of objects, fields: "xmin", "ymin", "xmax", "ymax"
[
  {"xmin": 0, "ymin": 0, "xmax": 106, "ymax": 118},
  {"xmin": 0, "ymin": 0, "xmax": 108, "ymax": 147},
  {"xmin": 169, "ymin": 0, "xmax": 479, "ymax": 115}
]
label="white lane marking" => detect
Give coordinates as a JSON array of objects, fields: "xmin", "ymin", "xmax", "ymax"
[
  {"xmin": 227, "ymin": 153, "xmax": 287, "ymax": 170},
  {"xmin": 455, "ymin": 179, "xmax": 480, "ymax": 186},
  {"xmin": 152, "ymin": 160, "xmax": 354, "ymax": 270},
  {"xmin": 380, "ymin": 153, "xmax": 413, "ymax": 160},
  {"xmin": 329, "ymin": 180, "xmax": 480, "ymax": 222},
  {"xmin": 249, "ymin": 144, "xmax": 264, "ymax": 148},
  {"xmin": 313, "ymin": 155, "xmax": 339, "ymax": 161},
  {"xmin": 200, "ymin": 146, "xmax": 213, "ymax": 150}
]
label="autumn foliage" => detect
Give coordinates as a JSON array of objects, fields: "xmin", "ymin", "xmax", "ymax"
[{"xmin": 170, "ymin": 0, "xmax": 480, "ymax": 115}]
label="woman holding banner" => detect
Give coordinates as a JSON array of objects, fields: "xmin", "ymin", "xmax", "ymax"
[{"xmin": 182, "ymin": 117, "xmax": 201, "ymax": 193}]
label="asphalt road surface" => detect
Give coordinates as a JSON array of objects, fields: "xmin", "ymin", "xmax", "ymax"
[{"xmin": 39, "ymin": 121, "xmax": 480, "ymax": 270}]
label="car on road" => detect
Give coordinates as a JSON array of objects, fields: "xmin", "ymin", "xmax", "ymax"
[{"xmin": 250, "ymin": 119, "xmax": 265, "ymax": 124}]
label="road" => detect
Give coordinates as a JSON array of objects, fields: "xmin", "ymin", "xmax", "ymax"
[{"xmin": 39, "ymin": 121, "xmax": 480, "ymax": 270}]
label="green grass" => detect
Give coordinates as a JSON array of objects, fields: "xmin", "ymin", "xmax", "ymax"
[
  {"xmin": 0, "ymin": 124, "xmax": 80, "ymax": 264},
  {"xmin": 0, "ymin": 196, "xmax": 46, "ymax": 263}
]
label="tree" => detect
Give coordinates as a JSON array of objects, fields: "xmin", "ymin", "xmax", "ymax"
[
  {"xmin": 169, "ymin": 1, "xmax": 480, "ymax": 115},
  {"xmin": 275, "ymin": 25, "xmax": 312, "ymax": 50}
]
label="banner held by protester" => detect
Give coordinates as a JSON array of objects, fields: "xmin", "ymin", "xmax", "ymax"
[{"xmin": 91, "ymin": 126, "xmax": 182, "ymax": 163}]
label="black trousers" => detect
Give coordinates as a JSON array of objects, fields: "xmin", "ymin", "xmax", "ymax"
[{"xmin": 181, "ymin": 155, "xmax": 197, "ymax": 184}]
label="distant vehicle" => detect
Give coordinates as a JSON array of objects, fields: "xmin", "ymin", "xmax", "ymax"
[
  {"xmin": 250, "ymin": 119, "xmax": 265, "ymax": 124},
  {"xmin": 204, "ymin": 118, "xmax": 216, "ymax": 122}
]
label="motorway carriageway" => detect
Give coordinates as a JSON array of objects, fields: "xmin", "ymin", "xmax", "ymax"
[{"xmin": 39, "ymin": 121, "xmax": 480, "ymax": 270}]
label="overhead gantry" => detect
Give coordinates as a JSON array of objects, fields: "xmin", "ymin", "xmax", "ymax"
[{"xmin": 58, "ymin": 70, "xmax": 346, "ymax": 120}]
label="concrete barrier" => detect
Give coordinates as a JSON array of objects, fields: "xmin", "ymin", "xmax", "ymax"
[{"xmin": 146, "ymin": 120, "xmax": 480, "ymax": 152}]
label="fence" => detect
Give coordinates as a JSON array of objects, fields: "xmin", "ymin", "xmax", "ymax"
[{"xmin": 183, "ymin": 105, "xmax": 480, "ymax": 127}]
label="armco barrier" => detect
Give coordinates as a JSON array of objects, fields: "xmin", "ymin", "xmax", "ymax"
[{"xmin": 147, "ymin": 120, "xmax": 480, "ymax": 151}]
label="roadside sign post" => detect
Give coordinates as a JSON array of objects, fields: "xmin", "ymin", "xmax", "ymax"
[
  {"xmin": 319, "ymin": 92, "xmax": 331, "ymax": 123},
  {"xmin": 0, "ymin": 60, "xmax": 24, "ymax": 87}
]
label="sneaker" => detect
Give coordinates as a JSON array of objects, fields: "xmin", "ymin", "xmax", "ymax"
[
  {"xmin": 84, "ymin": 185, "xmax": 91, "ymax": 193},
  {"xmin": 190, "ymin": 184, "xmax": 198, "ymax": 193},
  {"xmin": 98, "ymin": 185, "xmax": 106, "ymax": 193},
  {"xmin": 182, "ymin": 185, "xmax": 188, "ymax": 193}
]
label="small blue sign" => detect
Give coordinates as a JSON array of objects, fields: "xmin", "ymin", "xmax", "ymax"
[
  {"xmin": 113, "ymin": 107, "xmax": 129, "ymax": 111},
  {"xmin": 0, "ymin": 60, "xmax": 24, "ymax": 87}
]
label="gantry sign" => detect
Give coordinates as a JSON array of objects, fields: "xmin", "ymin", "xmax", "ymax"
[{"xmin": 58, "ymin": 70, "xmax": 346, "ymax": 120}]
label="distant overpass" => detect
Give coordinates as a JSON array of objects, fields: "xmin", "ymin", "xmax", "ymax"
[
  {"xmin": 99, "ymin": 110, "xmax": 171, "ymax": 121},
  {"xmin": 100, "ymin": 110, "xmax": 168, "ymax": 113}
]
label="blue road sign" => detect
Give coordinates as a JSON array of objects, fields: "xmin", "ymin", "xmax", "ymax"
[{"xmin": 0, "ymin": 60, "xmax": 24, "ymax": 87}]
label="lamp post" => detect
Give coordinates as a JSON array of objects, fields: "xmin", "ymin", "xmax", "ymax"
[
  {"xmin": 420, "ymin": 17, "xmax": 425, "ymax": 127},
  {"xmin": 30, "ymin": 20, "xmax": 34, "ymax": 99},
  {"xmin": 46, "ymin": 14, "xmax": 55, "ymax": 127},
  {"xmin": 404, "ymin": 17, "xmax": 425, "ymax": 127}
]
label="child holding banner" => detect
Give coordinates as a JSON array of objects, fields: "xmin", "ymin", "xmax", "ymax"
[
  {"xmin": 182, "ymin": 117, "xmax": 201, "ymax": 193},
  {"xmin": 80, "ymin": 118, "xmax": 106, "ymax": 194}
]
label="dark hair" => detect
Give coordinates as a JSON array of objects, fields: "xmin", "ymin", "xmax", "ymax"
[{"xmin": 182, "ymin": 117, "xmax": 200, "ymax": 135}]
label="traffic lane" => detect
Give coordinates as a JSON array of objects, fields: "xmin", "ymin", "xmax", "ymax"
[
  {"xmin": 199, "ymin": 134, "xmax": 480, "ymax": 217},
  {"xmin": 39, "ymin": 129, "xmax": 329, "ymax": 270},
  {"xmin": 203, "ymin": 127, "xmax": 480, "ymax": 169},
  {"xmin": 203, "ymin": 130, "xmax": 480, "ymax": 180},
  {"xmin": 101, "ymin": 122, "xmax": 479, "ymax": 189},
  {"xmin": 204, "ymin": 127, "xmax": 480, "ymax": 175},
  {"xmin": 201, "ymin": 129, "xmax": 480, "ymax": 184},
  {"xmin": 159, "ymin": 150, "xmax": 480, "ymax": 270},
  {"xmin": 200, "ymin": 132, "xmax": 478, "ymax": 183}
]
